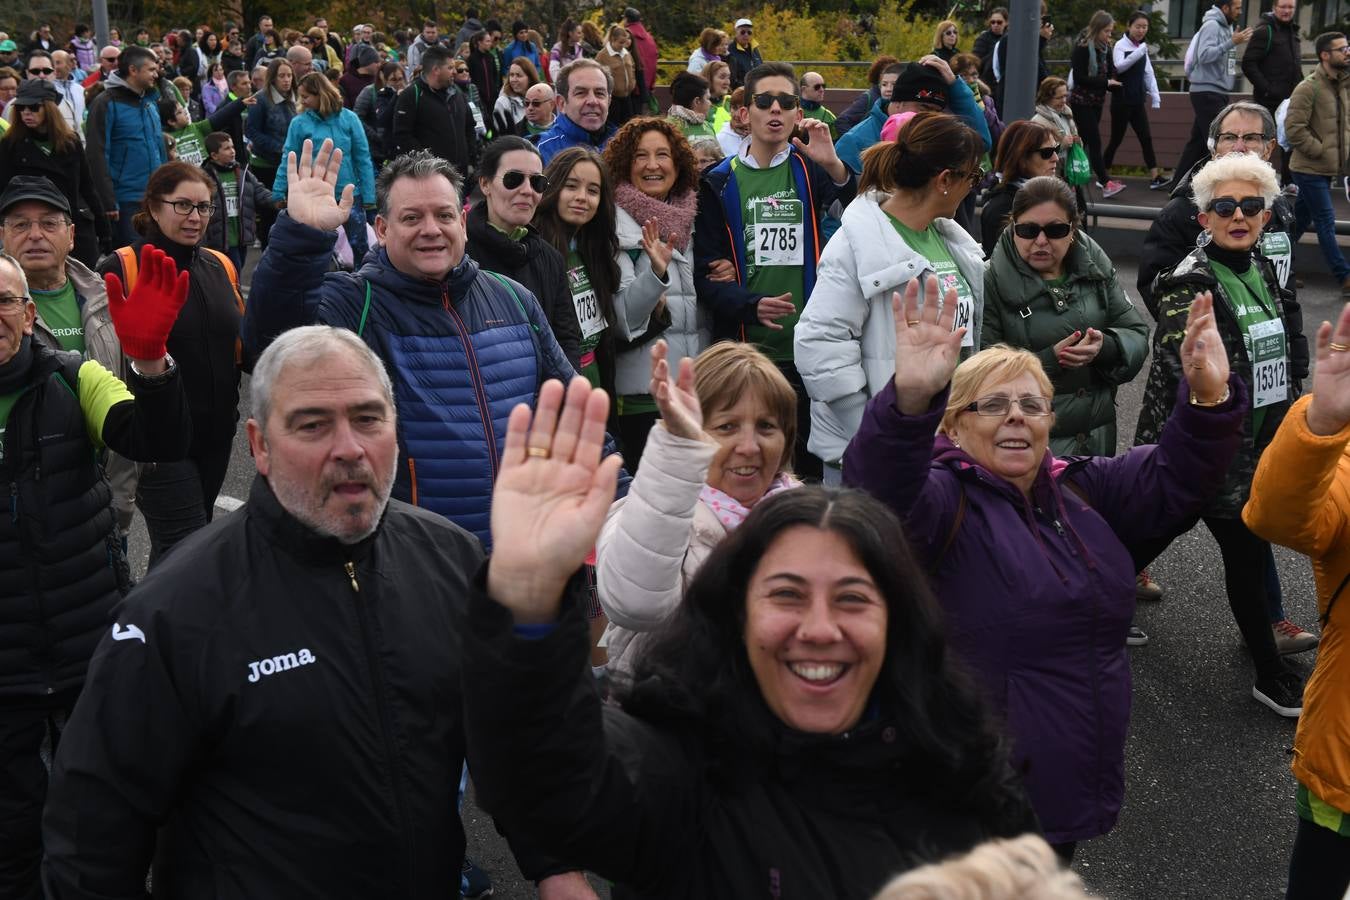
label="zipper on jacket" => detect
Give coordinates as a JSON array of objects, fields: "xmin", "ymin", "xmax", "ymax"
[
  {"xmin": 441, "ymin": 286, "xmax": 501, "ymax": 476},
  {"xmin": 346, "ymin": 559, "xmax": 417, "ymax": 883}
]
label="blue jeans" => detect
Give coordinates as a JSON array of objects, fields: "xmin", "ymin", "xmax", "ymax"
[
  {"xmin": 344, "ymin": 205, "xmax": 369, "ymax": 269},
  {"xmin": 1292, "ymin": 171, "xmax": 1350, "ymax": 281},
  {"xmin": 115, "ymin": 201, "xmax": 141, "ymax": 246}
]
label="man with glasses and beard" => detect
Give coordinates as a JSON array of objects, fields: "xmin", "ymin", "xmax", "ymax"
[{"xmin": 693, "ymin": 61, "xmax": 856, "ymax": 481}]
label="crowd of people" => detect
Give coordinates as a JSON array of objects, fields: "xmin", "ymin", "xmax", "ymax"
[{"xmin": 1, "ymin": 3, "xmax": 1349, "ymax": 899}]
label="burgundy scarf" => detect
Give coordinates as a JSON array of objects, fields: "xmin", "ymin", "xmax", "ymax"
[{"xmin": 614, "ymin": 182, "xmax": 698, "ymax": 252}]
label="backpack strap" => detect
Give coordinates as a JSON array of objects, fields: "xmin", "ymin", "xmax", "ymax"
[
  {"xmin": 357, "ymin": 278, "xmax": 373, "ymax": 336},
  {"xmin": 483, "ymin": 270, "xmax": 540, "ymax": 334},
  {"xmin": 115, "ymin": 246, "xmax": 139, "ymax": 292},
  {"xmin": 929, "ymin": 482, "xmax": 968, "ymax": 576}
]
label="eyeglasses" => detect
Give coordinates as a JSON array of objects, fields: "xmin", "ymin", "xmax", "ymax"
[
  {"xmin": 751, "ymin": 91, "xmax": 799, "ymax": 110},
  {"xmin": 1013, "ymin": 221, "xmax": 1073, "ymax": 240},
  {"xmin": 1028, "ymin": 146, "xmax": 1059, "ymax": 160},
  {"xmin": 162, "ymin": 198, "xmax": 217, "ymax": 217},
  {"xmin": 1215, "ymin": 131, "xmax": 1268, "ymax": 147},
  {"xmin": 0, "ymin": 294, "xmax": 30, "ymax": 309},
  {"xmin": 525, "ymin": 99, "xmax": 550, "ymax": 107},
  {"xmin": 28, "ymin": 67, "xmax": 54, "ymax": 76},
  {"xmin": 805, "ymin": 81, "xmax": 826, "ymax": 90},
  {"xmin": 965, "ymin": 395, "xmax": 1054, "ymax": 416},
  {"xmin": 13, "ymin": 103, "xmax": 41, "ymax": 113},
  {"xmin": 1207, "ymin": 196, "xmax": 1266, "ymax": 217},
  {"xmin": 501, "ymin": 170, "xmax": 547, "ymax": 192},
  {"xmin": 951, "ymin": 166, "xmax": 987, "ymax": 187},
  {"xmin": 4, "ymin": 215, "xmax": 68, "ymax": 233}
]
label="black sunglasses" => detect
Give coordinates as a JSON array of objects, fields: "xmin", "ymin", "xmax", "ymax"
[
  {"xmin": 501, "ymin": 170, "xmax": 547, "ymax": 192},
  {"xmin": 1028, "ymin": 146, "xmax": 1059, "ymax": 160},
  {"xmin": 1013, "ymin": 221, "xmax": 1073, "ymax": 240},
  {"xmin": 751, "ymin": 91, "xmax": 799, "ymax": 110},
  {"xmin": 1207, "ymin": 196, "xmax": 1266, "ymax": 218},
  {"xmin": 13, "ymin": 103, "xmax": 41, "ymax": 112},
  {"xmin": 28, "ymin": 67, "xmax": 54, "ymax": 75}
]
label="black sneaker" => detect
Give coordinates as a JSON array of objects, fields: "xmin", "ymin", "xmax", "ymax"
[
  {"xmin": 1126, "ymin": 625, "xmax": 1149, "ymax": 647},
  {"xmin": 461, "ymin": 858, "xmax": 494, "ymax": 898},
  {"xmin": 1252, "ymin": 670, "xmax": 1304, "ymax": 717}
]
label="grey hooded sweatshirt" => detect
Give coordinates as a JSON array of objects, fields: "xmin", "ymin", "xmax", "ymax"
[{"xmin": 1187, "ymin": 4, "xmax": 1238, "ymax": 94}]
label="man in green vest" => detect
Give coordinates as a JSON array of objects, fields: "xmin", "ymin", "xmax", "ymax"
[{"xmin": 799, "ymin": 71, "xmax": 837, "ymax": 139}]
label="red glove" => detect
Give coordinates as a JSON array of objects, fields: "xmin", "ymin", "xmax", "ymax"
[{"xmin": 104, "ymin": 245, "xmax": 191, "ymax": 362}]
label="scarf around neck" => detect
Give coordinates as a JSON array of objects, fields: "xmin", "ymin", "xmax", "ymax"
[
  {"xmin": 700, "ymin": 475, "xmax": 798, "ymax": 530},
  {"xmin": 614, "ymin": 181, "xmax": 698, "ymax": 252},
  {"xmin": 667, "ymin": 104, "xmax": 706, "ymax": 126}
]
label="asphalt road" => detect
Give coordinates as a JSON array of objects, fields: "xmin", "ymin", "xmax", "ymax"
[{"xmin": 121, "ymin": 232, "xmax": 1345, "ymax": 899}]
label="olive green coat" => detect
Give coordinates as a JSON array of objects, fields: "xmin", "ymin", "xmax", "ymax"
[{"xmin": 982, "ymin": 229, "xmax": 1150, "ymax": 456}]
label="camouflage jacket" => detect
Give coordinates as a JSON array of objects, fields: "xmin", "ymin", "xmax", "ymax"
[{"xmin": 1134, "ymin": 247, "xmax": 1306, "ymax": 519}]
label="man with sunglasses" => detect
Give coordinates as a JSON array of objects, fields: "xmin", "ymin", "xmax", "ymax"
[
  {"xmin": 693, "ymin": 61, "xmax": 856, "ymax": 480},
  {"xmin": 1285, "ymin": 31, "xmax": 1350, "ymax": 296},
  {"xmin": 523, "ymin": 82, "xmax": 556, "ymax": 138},
  {"xmin": 1139, "ymin": 101, "xmax": 1299, "ymax": 316},
  {"xmin": 392, "ymin": 45, "xmax": 476, "ymax": 179},
  {"xmin": 726, "ymin": 18, "xmax": 762, "ymax": 89},
  {"xmin": 29, "ymin": 49, "xmax": 84, "ymax": 139},
  {"xmin": 0, "ymin": 182, "xmax": 191, "ymax": 898},
  {"xmin": 798, "ymin": 71, "xmax": 837, "ymax": 139}
]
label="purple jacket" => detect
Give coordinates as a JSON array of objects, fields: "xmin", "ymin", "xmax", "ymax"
[{"xmin": 843, "ymin": 377, "xmax": 1245, "ymax": 843}]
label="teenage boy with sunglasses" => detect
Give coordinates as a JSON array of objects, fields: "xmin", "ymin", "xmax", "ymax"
[{"xmin": 693, "ymin": 61, "xmax": 856, "ymax": 479}]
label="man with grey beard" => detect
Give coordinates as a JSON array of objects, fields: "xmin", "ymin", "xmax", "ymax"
[{"xmin": 43, "ymin": 326, "xmax": 488, "ymax": 899}]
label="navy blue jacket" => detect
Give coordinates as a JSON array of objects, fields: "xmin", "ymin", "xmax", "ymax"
[
  {"xmin": 537, "ymin": 113, "xmax": 616, "ymax": 164},
  {"xmin": 243, "ymin": 214, "xmax": 625, "ymax": 547}
]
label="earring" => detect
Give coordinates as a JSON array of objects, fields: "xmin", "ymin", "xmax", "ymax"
[{"xmin": 943, "ymin": 189, "xmax": 949, "ymax": 195}]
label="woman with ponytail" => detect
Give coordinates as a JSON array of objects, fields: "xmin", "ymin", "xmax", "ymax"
[{"xmin": 795, "ymin": 111, "xmax": 987, "ymax": 480}]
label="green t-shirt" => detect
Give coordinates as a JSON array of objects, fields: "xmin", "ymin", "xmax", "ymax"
[
  {"xmin": 736, "ymin": 158, "xmax": 805, "ymax": 361},
  {"xmin": 218, "ymin": 168, "xmax": 241, "ymax": 247},
  {"xmin": 566, "ymin": 250, "xmax": 606, "ymax": 388},
  {"xmin": 0, "ymin": 390, "xmax": 19, "ymax": 463},
  {"xmin": 885, "ymin": 213, "xmax": 976, "ymax": 355},
  {"xmin": 169, "ymin": 120, "xmax": 212, "ymax": 166},
  {"xmin": 1211, "ymin": 259, "xmax": 1286, "ymax": 436},
  {"xmin": 32, "ymin": 280, "xmax": 85, "ymax": 354}
]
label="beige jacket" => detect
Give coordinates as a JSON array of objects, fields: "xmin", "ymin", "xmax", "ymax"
[{"xmin": 1286, "ymin": 67, "xmax": 1350, "ymax": 177}]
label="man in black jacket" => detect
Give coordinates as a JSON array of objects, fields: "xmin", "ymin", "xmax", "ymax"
[
  {"xmin": 0, "ymin": 220, "xmax": 191, "ymax": 900},
  {"xmin": 393, "ymin": 45, "xmax": 477, "ymax": 179},
  {"xmin": 42, "ymin": 325, "xmax": 491, "ymax": 899},
  {"xmin": 726, "ymin": 18, "xmax": 763, "ymax": 88},
  {"xmin": 1241, "ymin": 0, "xmax": 1301, "ymax": 179}
]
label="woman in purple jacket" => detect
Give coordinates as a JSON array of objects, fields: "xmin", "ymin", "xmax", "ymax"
[{"xmin": 842, "ymin": 275, "xmax": 1246, "ymax": 860}]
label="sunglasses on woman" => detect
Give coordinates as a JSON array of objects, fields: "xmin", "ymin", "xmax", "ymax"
[
  {"xmin": 1013, "ymin": 221, "xmax": 1072, "ymax": 240},
  {"xmin": 501, "ymin": 170, "xmax": 547, "ymax": 192},
  {"xmin": 1206, "ymin": 196, "xmax": 1265, "ymax": 218},
  {"xmin": 1028, "ymin": 146, "xmax": 1059, "ymax": 160},
  {"xmin": 12, "ymin": 104, "xmax": 41, "ymax": 113},
  {"xmin": 751, "ymin": 91, "xmax": 799, "ymax": 110}
]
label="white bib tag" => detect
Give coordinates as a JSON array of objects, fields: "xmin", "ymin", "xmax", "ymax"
[
  {"xmin": 1249, "ymin": 317, "xmax": 1288, "ymax": 409},
  {"xmin": 752, "ymin": 198, "xmax": 804, "ymax": 267},
  {"xmin": 572, "ymin": 287, "xmax": 606, "ymax": 339},
  {"xmin": 1259, "ymin": 232, "xmax": 1292, "ymax": 288}
]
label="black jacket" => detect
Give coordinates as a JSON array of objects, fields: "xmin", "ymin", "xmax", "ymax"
[
  {"xmin": 979, "ymin": 179, "xmax": 1022, "ymax": 256},
  {"xmin": 0, "ymin": 342, "xmax": 189, "ymax": 703},
  {"xmin": 835, "ymin": 86, "xmax": 880, "ymax": 136},
  {"xmin": 393, "ymin": 78, "xmax": 477, "ymax": 177},
  {"xmin": 464, "ymin": 585, "xmax": 1038, "ymax": 900},
  {"xmin": 1069, "ymin": 41, "xmax": 1116, "ymax": 106},
  {"xmin": 42, "ymin": 476, "xmax": 484, "ymax": 898},
  {"xmin": 100, "ymin": 239, "xmax": 243, "ymax": 457},
  {"xmin": 727, "ymin": 42, "xmax": 763, "ymax": 89},
  {"xmin": 0, "ymin": 134, "xmax": 110, "ymax": 264},
  {"xmin": 467, "ymin": 47, "xmax": 500, "ymax": 120},
  {"xmin": 1241, "ymin": 12, "xmax": 1303, "ymax": 107},
  {"xmin": 465, "ymin": 200, "xmax": 583, "ymax": 367},
  {"xmin": 1137, "ymin": 160, "xmax": 1301, "ymax": 319},
  {"xmin": 201, "ymin": 159, "xmax": 273, "ymax": 251}
]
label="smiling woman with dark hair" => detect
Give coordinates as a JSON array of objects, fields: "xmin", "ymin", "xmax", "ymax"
[{"xmin": 464, "ymin": 374, "xmax": 1039, "ymax": 897}]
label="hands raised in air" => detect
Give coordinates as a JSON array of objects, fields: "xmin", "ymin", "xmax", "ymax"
[
  {"xmin": 104, "ymin": 244, "xmax": 191, "ymax": 372},
  {"xmin": 649, "ymin": 340, "xmax": 710, "ymax": 444},
  {"xmin": 285, "ymin": 138, "xmax": 355, "ymax": 232},
  {"xmin": 891, "ymin": 275, "xmax": 967, "ymax": 415},
  {"xmin": 1305, "ymin": 303, "xmax": 1350, "ymax": 436},
  {"xmin": 487, "ymin": 378, "xmax": 623, "ymax": 624},
  {"xmin": 1178, "ymin": 291, "xmax": 1232, "ymax": 404}
]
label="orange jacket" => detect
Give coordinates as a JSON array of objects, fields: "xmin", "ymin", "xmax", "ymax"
[{"xmin": 1244, "ymin": 394, "xmax": 1350, "ymax": 813}]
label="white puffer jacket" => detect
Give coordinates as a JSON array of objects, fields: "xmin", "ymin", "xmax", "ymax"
[
  {"xmin": 612, "ymin": 206, "xmax": 709, "ymax": 396},
  {"xmin": 794, "ymin": 190, "xmax": 987, "ymax": 464},
  {"xmin": 595, "ymin": 424, "xmax": 723, "ymax": 671}
]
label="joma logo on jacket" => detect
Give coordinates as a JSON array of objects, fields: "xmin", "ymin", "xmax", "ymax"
[{"xmin": 247, "ymin": 648, "xmax": 317, "ymax": 682}]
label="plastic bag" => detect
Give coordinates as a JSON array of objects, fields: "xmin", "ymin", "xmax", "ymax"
[{"xmin": 1064, "ymin": 142, "xmax": 1092, "ymax": 187}]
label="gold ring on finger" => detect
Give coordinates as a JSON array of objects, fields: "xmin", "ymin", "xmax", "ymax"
[
  {"xmin": 906, "ymin": 320, "xmax": 920, "ymax": 326},
  {"xmin": 1332, "ymin": 342, "xmax": 1350, "ymax": 352},
  {"xmin": 526, "ymin": 446, "xmax": 550, "ymax": 459}
]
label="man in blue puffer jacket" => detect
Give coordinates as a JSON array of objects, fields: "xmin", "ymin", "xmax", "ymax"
[
  {"xmin": 244, "ymin": 141, "xmax": 625, "ymax": 551},
  {"xmin": 85, "ymin": 46, "xmax": 167, "ymax": 245}
]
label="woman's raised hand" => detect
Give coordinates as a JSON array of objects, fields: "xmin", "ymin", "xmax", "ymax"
[
  {"xmin": 1306, "ymin": 303, "xmax": 1350, "ymax": 436},
  {"xmin": 640, "ymin": 219, "xmax": 674, "ymax": 279},
  {"xmin": 650, "ymin": 340, "xmax": 710, "ymax": 443},
  {"xmin": 285, "ymin": 138, "xmax": 354, "ymax": 232},
  {"xmin": 892, "ymin": 276, "xmax": 966, "ymax": 415},
  {"xmin": 1178, "ymin": 291, "xmax": 1232, "ymax": 403},
  {"xmin": 487, "ymin": 378, "xmax": 624, "ymax": 624}
]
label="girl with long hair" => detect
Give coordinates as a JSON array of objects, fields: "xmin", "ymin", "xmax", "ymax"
[{"xmin": 243, "ymin": 57, "xmax": 299, "ymax": 247}]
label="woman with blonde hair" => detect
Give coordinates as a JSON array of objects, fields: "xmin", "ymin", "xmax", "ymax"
[
  {"xmin": 701, "ymin": 59, "xmax": 733, "ymax": 132},
  {"xmin": 873, "ymin": 835, "xmax": 1089, "ymax": 900},
  {"xmin": 273, "ymin": 73, "xmax": 375, "ymax": 267},
  {"xmin": 934, "ymin": 19, "xmax": 961, "ymax": 61},
  {"xmin": 844, "ymin": 273, "xmax": 1246, "ymax": 859},
  {"xmin": 493, "ymin": 55, "xmax": 538, "ymax": 137},
  {"xmin": 596, "ymin": 24, "xmax": 638, "ymax": 127}
]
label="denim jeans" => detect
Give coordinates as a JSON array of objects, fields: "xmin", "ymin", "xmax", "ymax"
[
  {"xmin": 344, "ymin": 205, "xmax": 370, "ymax": 269},
  {"xmin": 137, "ymin": 441, "xmax": 234, "ymax": 569},
  {"xmin": 114, "ymin": 202, "xmax": 141, "ymax": 246},
  {"xmin": 1291, "ymin": 170, "xmax": 1350, "ymax": 281}
]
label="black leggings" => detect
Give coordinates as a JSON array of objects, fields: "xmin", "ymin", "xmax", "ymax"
[
  {"xmin": 1070, "ymin": 102, "xmax": 1110, "ymax": 186},
  {"xmin": 1104, "ymin": 100, "xmax": 1157, "ymax": 170},
  {"xmin": 1286, "ymin": 816, "xmax": 1350, "ymax": 899}
]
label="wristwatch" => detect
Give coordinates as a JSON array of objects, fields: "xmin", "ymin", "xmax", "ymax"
[{"xmin": 130, "ymin": 354, "xmax": 176, "ymax": 384}]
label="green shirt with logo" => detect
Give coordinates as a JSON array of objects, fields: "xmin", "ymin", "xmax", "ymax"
[
  {"xmin": 566, "ymin": 250, "xmax": 606, "ymax": 387},
  {"xmin": 217, "ymin": 169, "xmax": 241, "ymax": 247},
  {"xmin": 885, "ymin": 214, "xmax": 976, "ymax": 356},
  {"xmin": 736, "ymin": 158, "xmax": 805, "ymax": 361},
  {"xmin": 168, "ymin": 120, "xmax": 213, "ymax": 167},
  {"xmin": 32, "ymin": 281, "xmax": 85, "ymax": 354},
  {"xmin": 1211, "ymin": 259, "xmax": 1284, "ymax": 436}
]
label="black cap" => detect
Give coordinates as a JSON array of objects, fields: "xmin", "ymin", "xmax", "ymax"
[
  {"xmin": 512, "ymin": 20, "xmax": 528, "ymax": 34},
  {"xmin": 15, "ymin": 78, "xmax": 60, "ymax": 106},
  {"xmin": 623, "ymin": 7, "xmax": 642, "ymax": 22},
  {"xmin": 891, "ymin": 63, "xmax": 948, "ymax": 110},
  {"xmin": 353, "ymin": 44, "xmax": 380, "ymax": 68},
  {"xmin": 0, "ymin": 175, "xmax": 71, "ymax": 217}
]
